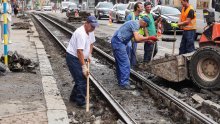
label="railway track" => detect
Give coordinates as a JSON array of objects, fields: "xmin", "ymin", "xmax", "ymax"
[{"xmin": 31, "ymin": 13, "xmax": 218, "ymax": 124}]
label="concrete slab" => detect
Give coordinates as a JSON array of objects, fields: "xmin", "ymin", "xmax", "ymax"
[
  {"xmin": 38, "ymin": 54, "xmax": 54, "ymax": 76},
  {"xmin": 42, "ymin": 76, "xmax": 66, "ymax": 110},
  {"xmin": 47, "ymin": 110, "xmax": 69, "ymax": 124},
  {"xmin": 32, "ymin": 36, "xmax": 45, "ymax": 49}
]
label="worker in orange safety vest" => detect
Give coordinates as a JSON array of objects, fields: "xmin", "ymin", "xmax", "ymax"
[{"xmin": 171, "ymin": 0, "xmax": 196, "ymax": 54}]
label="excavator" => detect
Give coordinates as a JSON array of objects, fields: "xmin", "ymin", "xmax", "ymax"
[{"xmin": 147, "ymin": 9, "xmax": 220, "ymax": 89}]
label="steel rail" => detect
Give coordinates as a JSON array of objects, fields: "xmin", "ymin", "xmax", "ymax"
[
  {"xmin": 34, "ymin": 13, "xmax": 218, "ymax": 124},
  {"xmin": 32, "ymin": 13, "xmax": 137, "ymax": 124}
]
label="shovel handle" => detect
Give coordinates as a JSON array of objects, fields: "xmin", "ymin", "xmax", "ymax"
[
  {"xmin": 86, "ymin": 62, "xmax": 90, "ymax": 112},
  {"xmin": 172, "ymin": 28, "xmax": 176, "ymax": 55}
]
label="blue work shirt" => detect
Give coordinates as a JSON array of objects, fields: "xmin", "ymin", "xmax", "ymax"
[{"xmin": 113, "ymin": 20, "xmax": 140, "ymax": 45}]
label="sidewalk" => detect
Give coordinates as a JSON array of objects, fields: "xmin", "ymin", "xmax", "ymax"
[{"xmin": 0, "ymin": 16, "xmax": 69, "ymax": 124}]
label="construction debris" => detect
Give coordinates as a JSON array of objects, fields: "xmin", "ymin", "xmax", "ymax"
[
  {"xmin": 192, "ymin": 94, "xmax": 205, "ymax": 104},
  {"xmin": 79, "ymin": 11, "xmax": 91, "ymax": 21},
  {"xmin": 0, "ymin": 61, "xmax": 7, "ymax": 75},
  {"xmin": 11, "ymin": 22, "xmax": 32, "ymax": 29},
  {"xmin": 17, "ymin": 14, "xmax": 31, "ymax": 20},
  {"xmin": 68, "ymin": 11, "xmax": 91, "ymax": 22},
  {"xmin": 0, "ymin": 51, "xmax": 39, "ymax": 74}
]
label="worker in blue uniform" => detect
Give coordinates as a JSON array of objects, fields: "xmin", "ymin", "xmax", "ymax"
[{"xmin": 111, "ymin": 16, "xmax": 158, "ymax": 90}]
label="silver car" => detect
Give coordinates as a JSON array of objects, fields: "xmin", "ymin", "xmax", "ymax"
[
  {"xmin": 151, "ymin": 5, "xmax": 181, "ymax": 33},
  {"xmin": 94, "ymin": 2, "xmax": 113, "ymax": 20},
  {"xmin": 110, "ymin": 3, "xmax": 128, "ymax": 23}
]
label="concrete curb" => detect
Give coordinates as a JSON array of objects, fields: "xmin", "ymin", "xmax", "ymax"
[{"xmin": 30, "ymin": 21, "xmax": 69, "ymax": 124}]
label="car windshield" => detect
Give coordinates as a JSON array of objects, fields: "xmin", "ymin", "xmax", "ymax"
[
  {"xmin": 117, "ymin": 4, "xmax": 127, "ymax": 10},
  {"xmin": 99, "ymin": 2, "xmax": 113, "ymax": 8},
  {"xmin": 161, "ymin": 6, "xmax": 180, "ymax": 15}
]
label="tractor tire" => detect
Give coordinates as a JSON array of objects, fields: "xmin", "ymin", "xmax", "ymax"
[{"xmin": 189, "ymin": 46, "xmax": 220, "ymax": 89}]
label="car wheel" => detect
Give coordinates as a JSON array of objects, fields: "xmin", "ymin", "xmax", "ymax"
[
  {"xmin": 97, "ymin": 14, "xmax": 101, "ymax": 20},
  {"xmin": 94, "ymin": 12, "xmax": 97, "ymax": 18},
  {"xmin": 116, "ymin": 16, "xmax": 120, "ymax": 23}
]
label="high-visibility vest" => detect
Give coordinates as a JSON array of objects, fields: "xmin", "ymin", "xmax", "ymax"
[
  {"xmin": 131, "ymin": 12, "xmax": 145, "ymax": 35},
  {"xmin": 180, "ymin": 5, "xmax": 196, "ymax": 30}
]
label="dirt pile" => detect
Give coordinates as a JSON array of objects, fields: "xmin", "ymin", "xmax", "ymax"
[{"xmin": 0, "ymin": 51, "xmax": 39, "ymax": 74}]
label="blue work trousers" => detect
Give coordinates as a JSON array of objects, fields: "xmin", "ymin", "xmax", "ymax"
[
  {"xmin": 66, "ymin": 52, "xmax": 86, "ymax": 106},
  {"xmin": 179, "ymin": 30, "xmax": 196, "ymax": 54},
  {"xmin": 111, "ymin": 36, "xmax": 130, "ymax": 86},
  {"xmin": 144, "ymin": 42, "xmax": 158, "ymax": 62},
  {"xmin": 126, "ymin": 41, "xmax": 137, "ymax": 66}
]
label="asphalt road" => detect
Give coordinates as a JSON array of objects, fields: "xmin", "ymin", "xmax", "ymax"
[
  {"xmin": 43, "ymin": 11, "xmax": 199, "ymax": 59},
  {"xmin": 96, "ymin": 19, "xmax": 199, "ymax": 58}
]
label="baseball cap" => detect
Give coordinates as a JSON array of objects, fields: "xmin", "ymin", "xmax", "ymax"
[
  {"xmin": 140, "ymin": 15, "xmax": 150, "ymax": 24},
  {"xmin": 87, "ymin": 16, "xmax": 99, "ymax": 27}
]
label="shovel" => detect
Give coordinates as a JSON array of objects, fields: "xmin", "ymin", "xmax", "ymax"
[
  {"xmin": 86, "ymin": 61, "xmax": 90, "ymax": 112},
  {"xmin": 172, "ymin": 28, "xmax": 177, "ymax": 55}
]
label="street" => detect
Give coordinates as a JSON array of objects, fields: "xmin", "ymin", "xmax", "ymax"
[
  {"xmin": 89, "ymin": 18, "xmax": 200, "ymax": 59},
  {"xmin": 47, "ymin": 10, "xmax": 201, "ymax": 61}
]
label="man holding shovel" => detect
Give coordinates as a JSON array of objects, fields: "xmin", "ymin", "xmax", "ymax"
[
  {"xmin": 171, "ymin": 0, "xmax": 196, "ymax": 54},
  {"xmin": 143, "ymin": 1, "xmax": 162, "ymax": 64},
  {"xmin": 66, "ymin": 16, "xmax": 99, "ymax": 108}
]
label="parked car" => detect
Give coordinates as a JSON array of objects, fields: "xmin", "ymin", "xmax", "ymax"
[
  {"xmin": 43, "ymin": 5, "xmax": 52, "ymax": 11},
  {"xmin": 66, "ymin": 3, "xmax": 79, "ymax": 17},
  {"xmin": 61, "ymin": 1, "xmax": 70, "ymax": 13},
  {"xmin": 94, "ymin": 1, "xmax": 113, "ymax": 19},
  {"xmin": 34, "ymin": 6, "xmax": 41, "ymax": 11},
  {"xmin": 151, "ymin": 5, "xmax": 181, "ymax": 33},
  {"xmin": 110, "ymin": 3, "xmax": 128, "ymax": 23},
  {"xmin": 125, "ymin": 2, "xmax": 145, "ymax": 19}
]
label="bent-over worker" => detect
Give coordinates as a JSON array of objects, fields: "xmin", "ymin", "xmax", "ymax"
[{"xmin": 111, "ymin": 16, "xmax": 158, "ymax": 90}]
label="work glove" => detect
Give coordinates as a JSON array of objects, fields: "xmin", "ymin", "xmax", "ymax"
[
  {"xmin": 147, "ymin": 36, "xmax": 158, "ymax": 42},
  {"xmin": 82, "ymin": 64, "xmax": 89, "ymax": 78},
  {"xmin": 170, "ymin": 23, "xmax": 179, "ymax": 28}
]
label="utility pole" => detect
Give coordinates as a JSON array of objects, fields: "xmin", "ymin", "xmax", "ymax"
[{"xmin": 2, "ymin": 0, "xmax": 8, "ymax": 65}]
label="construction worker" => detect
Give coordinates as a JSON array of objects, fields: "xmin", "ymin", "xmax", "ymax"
[
  {"xmin": 171, "ymin": 0, "xmax": 196, "ymax": 54},
  {"xmin": 126, "ymin": 2, "xmax": 144, "ymax": 67},
  {"xmin": 66, "ymin": 16, "xmax": 99, "ymax": 108},
  {"xmin": 143, "ymin": 2, "xmax": 161, "ymax": 64},
  {"xmin": 111, "ymin": 16, "xmax": 158, "ymax": 90}
]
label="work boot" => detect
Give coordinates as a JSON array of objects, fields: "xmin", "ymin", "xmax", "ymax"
[
  {"xmin": 138, "ymin": 62, "xmax": 149, "ymax": 69},
  {"xmin": 77, "ymin": 103, "xmax": 94, "ymax": 109},
  {"xmin": 120, "ymin": 84, "xmax": 136, "ymax": 90}
]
